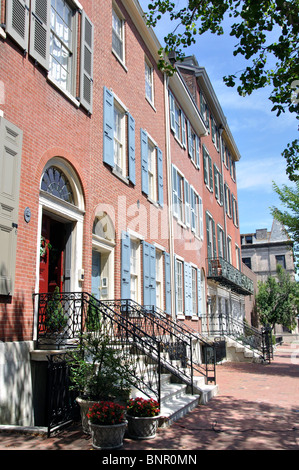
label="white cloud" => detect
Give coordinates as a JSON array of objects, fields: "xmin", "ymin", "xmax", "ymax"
[{"xmin": 236, "ymin": 156, "xmax": 289, "ymax": 191}]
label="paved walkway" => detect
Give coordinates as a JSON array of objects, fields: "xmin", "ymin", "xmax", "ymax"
[{"xmin": 0, "ymin": 343, "xmax": 298, "ymax": 451}]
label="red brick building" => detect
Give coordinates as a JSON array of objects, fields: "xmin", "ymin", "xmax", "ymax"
[{"xmin": 0, "ymin": 0, "xmax": 253, "ymax": 426}]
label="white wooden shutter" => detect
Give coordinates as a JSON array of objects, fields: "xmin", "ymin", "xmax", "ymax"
[
  {"xmin": 6, "ymin": 0, "xmax": 30, "ymax": 51},
  {"xmin": 0, "ymin": 118, "xmax": 23, "ymax": 295},
  {"xmin": 29, "ymin": 0, "xmax": 50, "ymax": 70},
  {"xmin": 80, "ymin": 11, "xmax": 94, "ymax": 113}
]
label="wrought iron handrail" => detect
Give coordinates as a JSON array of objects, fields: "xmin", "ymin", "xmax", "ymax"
[
  {"xmin": 34, "ymin": 292, "xmax": 162, "ymax": 403},
  {"xmin": 103, "ymin": 299, "xmax": 216, "ymax": 385},
  {"xmin": 207, "ymin": 257, "xmax": 254, "ymax": 295},
  {"xmin": 206, "ymin": 312, "xmax": 273, "ymax": 362}
]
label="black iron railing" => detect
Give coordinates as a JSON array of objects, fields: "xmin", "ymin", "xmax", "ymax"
[
  {"xmin": 207, "ymin": 257, "xmax": 254, "ymax": 295},
  {"xmin": 205, "ymin": 312, "xmax": 273, "ymax": 362}
]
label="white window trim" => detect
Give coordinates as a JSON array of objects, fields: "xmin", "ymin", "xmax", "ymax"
[
  {"xmin": 145, "ymin": 57, "xmax": 154, "ymax": 106},
  {"xmin": 112, "ymin": 5, "xmax": 126, "ymax": 67}
]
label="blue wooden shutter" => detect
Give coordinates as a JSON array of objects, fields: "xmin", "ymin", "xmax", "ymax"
[
  {"xmin": 174, "ymin": 255, "xmax": 178, "ymax": 315},
  {"xmin": 143, "ymin": 242, "xmax": 156, "ymax": 306},
  {"xmin": 197, "ymin": 268, "xmax": 202, "ymax": 317},
  {"xmin": 103, "ymin": 86, "xmax": 114, "ymax": 167},
  {"xmin": 80, "ymin": 11, "xmax": 94, "ymax": 113},
  {"xmin": 203, "ymin": 147, "xmax": 208, "ymax": 185},
  {"xmin": 121, "ymin": 231, "xmax": 130, "ymax": 299},
  {"xmin": 184, "ymin": 262, "xmax": 191, "ymax": 316},
  {"xmin": 157, "ymin": 147, "xmax": 163, "ymax": 206},
  {"xmin": 128, "ymin": 113, "xmax": 136, "ymax": 185},
  {"xmin": 140, "ymin": 128, "xmax": 148, "ymax": 195},
  {"xmin": 164, "ymin": 252, "xmax": 171, "ymax": 315}
]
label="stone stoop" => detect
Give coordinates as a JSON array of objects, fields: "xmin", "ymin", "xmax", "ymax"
[
  {"xmin": 130, "ymin": 371, "xmax": 218, "ymax": 428},
  {"xmin": 224, "ymin": 336, "xmax": 264, "ymax": 363}
]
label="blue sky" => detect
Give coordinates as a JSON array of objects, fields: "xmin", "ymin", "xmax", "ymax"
[{"xmin": 139, "ymin": 1, "xmax": 298, "ymax": 235}]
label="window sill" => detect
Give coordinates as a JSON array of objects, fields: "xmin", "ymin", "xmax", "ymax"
[
  {"xmin": 147, "ymin": 196, "xmax": 160, "ymax": 208},
  {"xmin": 112, "ymin": 167, "xmax": 129, "ymax": 185},
  {"xmin": 47, "ymin": 76, "xmax": 80, "ymax": 108},
  {"xmin": 0, "ymin": 27, "xmax": 6, "ymax": 39},
  {"xmin": 111, "ymin": 50, "xmax": 128, "ymax": 72},
  {"xmin": 145, "ymin": 96, "xmax": 156, "ymax": 112}
]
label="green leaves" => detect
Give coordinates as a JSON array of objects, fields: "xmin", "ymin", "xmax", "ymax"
[{"xmin": 145, "ymin": 0, "xmax": 299, "ymax": 181}]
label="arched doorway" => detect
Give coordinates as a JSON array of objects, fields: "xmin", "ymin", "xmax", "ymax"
[{"xmin": 37, "ymin": 160, "xmax": 85, "ymax": 294}]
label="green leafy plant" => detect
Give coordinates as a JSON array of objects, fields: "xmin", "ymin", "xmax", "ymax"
[
  {"xmin": 87, "ymin": 401, "xmax": 125, "ymax": 425},
  {"xmin": 69, "ymin": 324, "xmax": 136, "ymax": 402},
  {"xmin": 127, "ymin": 397, "xmax": 160, "ymax": 417},
  {"xmin": 45, "ymin": 286, "xmax": 67, "ymax": 333}
]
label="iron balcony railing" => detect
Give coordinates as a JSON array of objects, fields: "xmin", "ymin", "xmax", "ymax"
[{"xmin": 207, "ymin": 257, "xmax": 254, "ymax": 295}]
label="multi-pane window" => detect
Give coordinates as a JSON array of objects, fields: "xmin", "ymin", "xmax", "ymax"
[
  {"xmin": 203, "ymin": 146, "xmax": 213, "ymax": 192},
  {"xmin": 112, "ymin": 8, "xmax": 124, "ymax": 62},
  {"xmin": 217, "ymin": 225, "xmax": 225, "ymax": 259},
  {"xmin": 242, "ymin": 257, "xmax": 252, "ymax": 270},
  {"xmin": 49, "ymin": 0, "xmax": 74, "ymax": 92},
  {"xmin": 169, "ymin": 92, "xmax": 187, "ymax": 148},
  {"xmin": 176, "ymin": 259, "xmax": 183, "ymax": 314},
  {"xmin": 145, "ymin": 60, "xmax": 154, "ymax": 103},
  {"xmin": 113, "ymin": 103, "xmax": 125, "ymax": 174},
  {"xmin": 206, "ymin": 212, "xmax": 216, "ymax": 259},
  {"xmin": 214, "ymin": 165, "xmax": 223, "ymax": 205},
  {"xmin": 172, "ymin": 166, "xmax": 184, "ymax": 222},
  {"xmin": 275, "ymin": 254, "xmax": 286, "ymax": 269}
]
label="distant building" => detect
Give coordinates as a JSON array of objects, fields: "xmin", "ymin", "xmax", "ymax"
[{"xmin": 241, "ymin": 219, "xmax": 298, "ymax": 339}]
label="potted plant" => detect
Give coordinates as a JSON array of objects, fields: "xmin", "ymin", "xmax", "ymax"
[
  {"xmin": 87, "ymin": 401, "xmax": 127, "ymax": 450},
  {"xmin": 43, "ymin": 287, "xmax": 68, "ymax": 349},
  {"xmin": 126, "ymin": 397, "xmax": 160, "ymax": 440},
  {"xmin": 68, "ymin": 310, "xmax": 136, "ymax": 434}
]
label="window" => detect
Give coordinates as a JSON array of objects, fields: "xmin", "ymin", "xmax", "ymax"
[
  {"xmin": 214, "ymin": 165, "xmax": 224, "ymax": 205},
  {"xmin": 232, "ymin": 194, "xmax": 239, "ymax": 227},
  {"xmin": 145, "ymin": 60, "xmax": 154, "ymax": 103},
  {"xmin": 169, "ymin": 92, "xmax": 187, "ymax": 148},
  {"xmin": 200, "ymin": 91, "xmax": 209, "ymax": 128},
  {"xmin": 41, "ymin": 166, "xmax": 74, "ymax": 204},
  {"xmin": 176, "ymin": 259, "xmax": 183, "ymax": 314},
  {"xmin": 5, "ymin": 0, "xmax": 94, "ymax": 112},
  {"xmin": 49, "ymin": 0, "xmax": 74, "ymax": 93},
  {"xmin": 187, "ymin": 122, "xmax": 200, "ymax": 167},
  {"xmin": 172, "ymin": 165, "xmax": 184, "ymax": 222},
  {"xmin": 140, "ymin": 129, "xmax": 163, "ymax": 205},
  {"xmin": 130, "ymin": 239, "xmax": 140, "ymax": 302},
  {"xmin": 190, "ymin": 187, "xmax": 203, "ymax": 238},
  {"xmin": 275, "ymin": 255, "xmax": 286, "ymax": 269},
  {"xmin": 103, "ymin": 87, "xmax": 136, "ymax": 185},
  {"xmin": 242, "ymin": 257, "xmax": 252, "ymax": 270},
  {"xmin": 206, "ymin": 212, "xmax": 216, "ymax": 259},
  {"xmin": 113, "ymin": 103, "xmax": 125, "ymax": 174},
  {"xmin": 217, "ymin": 225, "xmax": 225, "ymax": 259},
  {"xmin": 112, "ymin": 7, "xmax": 124, "ymax": 62},
  {"xmin": 203, "ymin": 146, "xmax": 213, "ymax": 192},
  {"xmin": 224, "ymin": 183, "xmax": 232, "ymax": 217}
]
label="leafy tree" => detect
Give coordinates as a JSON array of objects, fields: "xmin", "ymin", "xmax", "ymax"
[
  {"xmin": 144, "ymin": 0, "xmax": 299, "ymax": 180},
  {"xmin": 255, "ymin": 265, "xmax": 299, "ymax": 332},
  {"xmin": 271, "ymin": 180, "xmax": 299, "ymax": 268}
]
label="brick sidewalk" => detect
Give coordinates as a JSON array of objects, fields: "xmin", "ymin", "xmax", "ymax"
[{"xmin": 0, "ymin": 343, "xmax": 298, "ymax": 451}]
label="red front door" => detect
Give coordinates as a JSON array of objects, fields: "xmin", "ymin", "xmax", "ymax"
[{"xmin": 39, "ymin": 214, "xmax": 64, "ymax": 293}]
